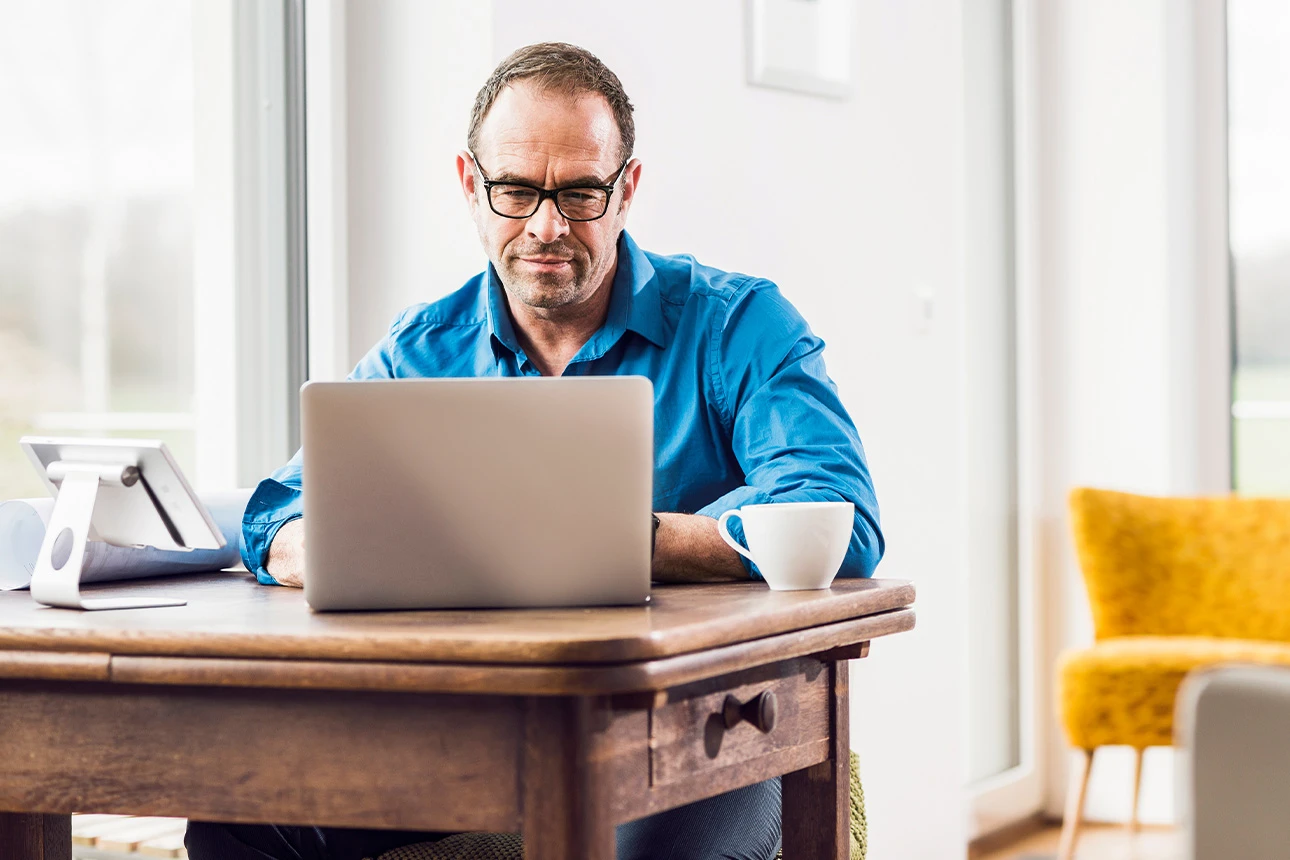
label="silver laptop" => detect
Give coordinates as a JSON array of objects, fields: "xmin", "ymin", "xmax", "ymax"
[{"xmin": 300, "ymin": 377, "xmax": 654, "ymax": 611}]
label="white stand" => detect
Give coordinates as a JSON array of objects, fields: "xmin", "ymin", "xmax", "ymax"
[{"xmin": 30, "ymin": 461, "xmax": 187, "ymax": 611}]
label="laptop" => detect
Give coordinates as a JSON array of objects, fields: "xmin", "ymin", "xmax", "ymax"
[{"xmin": 300, "ymin": 376, "xmax": 654, "ymax": 610}]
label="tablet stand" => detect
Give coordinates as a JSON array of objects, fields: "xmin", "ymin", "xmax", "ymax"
[{"xmin": 29, "ymin": 460, "xmax": 188, "ymax": 611}]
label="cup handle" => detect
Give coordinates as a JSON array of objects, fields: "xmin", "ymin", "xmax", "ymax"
[{"xmin": 717, "ymin": 509, "xmax": 756, "ymax": 565}]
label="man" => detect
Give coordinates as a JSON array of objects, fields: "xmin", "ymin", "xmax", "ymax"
[{"xmin": 187, "ymin": 42, "xmax": 882, "ymax": 860}]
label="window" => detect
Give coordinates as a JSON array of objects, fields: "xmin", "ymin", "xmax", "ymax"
[
  {"xmin": 965, "ymin": 0, "xmax": 1021, "ymax": 788},
  {"xmin": 0, "ymin": 0, "xmax": 304, "ymax": 501},
  {"xmin": 1229, "ymin": 0, "xmax": 1290, "ymax": 494},
  {"xmin": 0, "ymin": 2, "xmax": 197, "ymax": 498}
]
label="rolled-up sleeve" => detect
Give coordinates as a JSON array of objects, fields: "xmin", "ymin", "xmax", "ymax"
[
  {"xmin": 240, "ymin": 457, "xmax": 304, "ymax": 585},
  {"xmin": 240, "ymin": 315, "xmax": 403, "ymax": 585},
  {"xmin": 696, "ymin": 281, "xmax": 884, "ymax": 579}
]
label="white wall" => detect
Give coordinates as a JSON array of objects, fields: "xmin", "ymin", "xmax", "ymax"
[
  {"xmin": 325, "ymin": 0, "xmax": 1238, "ymax": 847},
  {"xmin": 343, "ymin": 0, "xmax": 493, "ymax": 362},
  {"xmin": 337, "ymin": 1, "xmax": 976, "ymax": 856},
  {"xmin": 497, "ymin": 4, "xmax": 974, "ymax": 858}
]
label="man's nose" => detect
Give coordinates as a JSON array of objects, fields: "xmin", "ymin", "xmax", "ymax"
[{"xmin": 526, "ymin": 197, "xmax": 570, "ymax": 244}]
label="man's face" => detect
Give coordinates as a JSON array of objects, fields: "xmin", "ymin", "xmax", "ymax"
[{"xmin": 457, "ymin": 81, "xmax": 640, "ymax": 314}]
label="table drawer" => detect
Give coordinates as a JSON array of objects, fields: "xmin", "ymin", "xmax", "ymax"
[{"xmin": 649, "ymin": 658, "xmax": 831, "ymax": 786}]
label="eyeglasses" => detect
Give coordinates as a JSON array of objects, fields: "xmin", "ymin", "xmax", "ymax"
[{"xmin": 469, "ymin": 152, "xmax": 630, "ymax": 222}]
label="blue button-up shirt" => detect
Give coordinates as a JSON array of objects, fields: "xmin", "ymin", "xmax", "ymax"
[{"xmin": 241, "ymin": 231, "xmax": 883, "ymax": 584}]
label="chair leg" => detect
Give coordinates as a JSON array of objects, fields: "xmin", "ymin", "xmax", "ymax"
[
  {"xmin": 1129, "ymin": 747, "xmax": 1145, "ymax": 834},
  {"xmin": 1057, "ymin": 748, "xmax": 1095, "ymax": 860}
]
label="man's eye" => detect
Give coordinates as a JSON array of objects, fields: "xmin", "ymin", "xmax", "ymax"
[{"xmin": 498, "ymin": 187, "xmax": 538, "ymax": 200}]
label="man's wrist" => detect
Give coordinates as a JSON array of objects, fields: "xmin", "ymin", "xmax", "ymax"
[
  {"xmin": 650, "ymin": 512, "xmax": 749, "ymax": 583},
  {"xmin": 266, "ymin": 516, "xmax": 306, "ymax": 587}
]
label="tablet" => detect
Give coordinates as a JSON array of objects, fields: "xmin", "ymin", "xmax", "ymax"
[{"xmin": 20, "ymin": 436, "xmax": 224, "ymax": 552}]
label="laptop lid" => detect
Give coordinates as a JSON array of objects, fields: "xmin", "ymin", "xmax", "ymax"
[{"xmin": 300, "ymin": 376, "xmax": 653, "ymax": 610}]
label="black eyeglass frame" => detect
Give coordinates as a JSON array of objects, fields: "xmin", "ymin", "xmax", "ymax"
[{"xmin": 468, "ymin": 152, "xmax": 631, "ymax": 222}]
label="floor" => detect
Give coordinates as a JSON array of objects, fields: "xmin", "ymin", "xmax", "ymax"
[
  {"xmin": 71, "ymin": 816, "xmax": 1184, "ymax": 860},
  {"xmin": 977, "ymin": 824, "xmax": 1186, "ymax": 860},
  {"xmin": 70, "ymin": 814, "xmax": 187, "ymax": 858}
]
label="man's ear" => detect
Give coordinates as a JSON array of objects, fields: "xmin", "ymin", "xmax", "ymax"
[
  {"xmin": 618, "ymin": 158, "xmax": 643, "ymax": 215},
  {"xmin": 456, "ymin": 150, "xmax": 479, "ymax": 212}
]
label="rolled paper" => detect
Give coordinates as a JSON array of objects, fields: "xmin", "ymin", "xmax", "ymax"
[{"xmin": 0, "ymin": 489, "xmax": 252, "ymax": 591}]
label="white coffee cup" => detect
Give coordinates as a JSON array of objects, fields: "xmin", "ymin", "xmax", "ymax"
[{"xmin": 717, "ymin": 501, "xmax": 855, "ymax": 590}]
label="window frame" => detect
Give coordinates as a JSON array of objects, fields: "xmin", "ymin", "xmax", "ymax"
[{"xmin": 193, "ymin": 0, "xmax": 308, "ymax": 489}]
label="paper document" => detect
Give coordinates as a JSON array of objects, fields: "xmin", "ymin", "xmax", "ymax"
[{"xmin": 0, "ymin": 489, "xmax": 252, "ymax": 591}]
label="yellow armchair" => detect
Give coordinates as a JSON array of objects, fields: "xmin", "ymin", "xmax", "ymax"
[{"xmin": 1056, "ymin": 488, "xmax": 1290, "ymax": 860}]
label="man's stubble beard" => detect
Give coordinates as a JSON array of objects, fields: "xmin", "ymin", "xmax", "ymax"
[
  {"xmin": 501, "ymin": 258, "xmax": 589, "ymax": 310},
  {"xmin": 497, "ymin": 242, "xmax": 605, "ymax": 312}
]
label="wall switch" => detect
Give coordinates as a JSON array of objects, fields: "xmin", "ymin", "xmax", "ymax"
[{"xmin": 915, "ymin": 288, "xmax": 936, "ymax": 334}]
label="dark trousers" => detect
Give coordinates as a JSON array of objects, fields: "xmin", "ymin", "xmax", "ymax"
[{"xmin": 185, "ymin": 777, "xmax": 781, "ymax": 860}]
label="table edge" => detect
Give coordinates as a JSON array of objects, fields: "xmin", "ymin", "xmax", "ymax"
[
  {"xmin": 0, "ymin": 581, "xmax": 916, "ymax": 665},
  {"xmin": 0, "ymin": 607, "xmax": 915, "ymax": 695}
]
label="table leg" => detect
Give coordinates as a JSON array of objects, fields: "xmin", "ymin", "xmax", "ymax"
[
  {"xmin": 521, "ymin": 696, "xmax": 615, "ymax": 860},
  {"xmin": 0, "ymin": 813, "xmax": 71, "ymax": 860},
  {"xmin": 782, "ymin": 659, "xmax": 851, "ymax": 859}
]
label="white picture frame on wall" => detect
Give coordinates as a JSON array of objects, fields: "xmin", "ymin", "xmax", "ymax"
[{"xmin": 745, "ymin": 0, "xmax": 852, "ymax": 100}]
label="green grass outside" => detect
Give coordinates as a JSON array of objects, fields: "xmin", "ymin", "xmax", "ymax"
[{"xmin": 1233, "ymin": 363, "xmax": 1290, "ymax": 496}]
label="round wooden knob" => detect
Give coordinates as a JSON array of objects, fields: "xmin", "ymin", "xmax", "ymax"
[
  {"xmin": 749, "ymin": 690, "xmax": 777, "ymax": 732},
  {"xmin": 722, "ymin": 690, "xmax": 778, "ymax": 733}
]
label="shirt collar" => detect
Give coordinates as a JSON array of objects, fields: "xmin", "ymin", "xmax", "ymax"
[
  {"xmin": 485, "ymin": 266, "xmax": 523, "ymax": 355},
  {"xmin": 619, "ymin": 231, "xmax": 667, "ymax": 349},
  {"xmin": 484, "ymin": 230, "xmax": 668, "ymax": 360}
]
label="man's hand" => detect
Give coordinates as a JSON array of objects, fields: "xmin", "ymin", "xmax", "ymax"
[
  {"xmin": 651, "ymin": 513, "xmax": 749, "ymax": 583},
  {"xmin": 266, "ymin": 517, "xmax": 306, "ymax": 588}
]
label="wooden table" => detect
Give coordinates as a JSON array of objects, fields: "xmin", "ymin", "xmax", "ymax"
[{"xmin": 0, "ymin": 572, "xmax": 915, "ymax": 860}]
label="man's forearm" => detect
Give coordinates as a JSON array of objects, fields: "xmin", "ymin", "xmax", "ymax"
[
  {"xmin": 266, "ymin": 513, "xmax": 745, "ymax": 588},
  {"xmin": 266, "ymin": 517, "xmax": 306, "ymax": 587},
  {"xmin": 651, "ymin": 512, "xmax": 750, "ymax": 583}
]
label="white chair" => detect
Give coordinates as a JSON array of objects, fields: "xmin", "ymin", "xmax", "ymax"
[{"xmin": 1176, "ymin": 664, "xmax": 1290, "ymax": 860}]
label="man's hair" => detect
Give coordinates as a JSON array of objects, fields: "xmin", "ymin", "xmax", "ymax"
[{"xmin": 467, "ymin": 42, "xmax": 635, "ymax": 164}]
